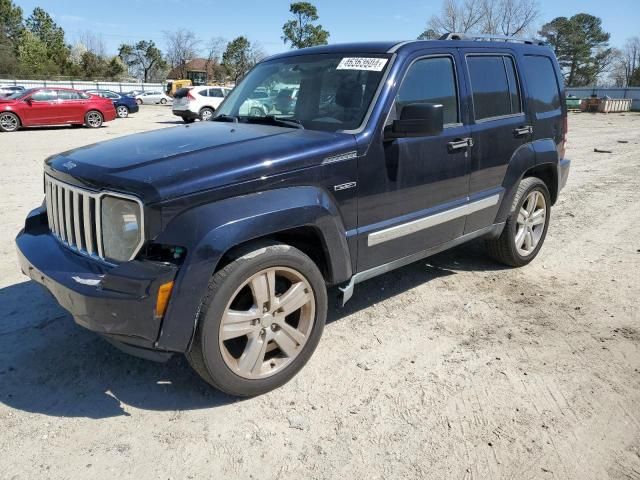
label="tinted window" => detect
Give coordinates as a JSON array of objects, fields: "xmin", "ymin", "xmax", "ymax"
[
  {"xmin": 468, "ymin": 56, "xmax": 516, "ymax": 120},
  {"xmin": 174, "ymin": 88, "xmax": 192, "ymax": 99},
  {"xmin": 523, "ymin": 55, "xmax": 561, "ymax": 113},
  {"xmin": 210, "ymin": 88, "xmax": 224, "ymax": 98},
  {"xmin": 57, "ymin": 90, "xmax": 81, "ymax": 100},
  {"xmin": 504, "ymin": 57, "xmax": 522, "ymax": 114},
  {"xmin": 396, "ymin": 57, "xmax": 458, "ymax": 125},
  {"xmin": 31, "ymin": 89, "xmax": 57, "ymax": 101}
]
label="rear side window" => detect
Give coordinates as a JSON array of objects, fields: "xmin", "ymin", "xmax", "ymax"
[
  {"xmin": 396, "ymin": 56, "xmax": 459, "ymax": 125},
  {"xmin": 174, "ymin": 88, "xmax": 192, "ymax": 99},
  {"xmin": 467, "ymin": 55, "xmax": 522, "ymax": 120},
  {"xmin": 210, "ymin": 88, "xmax": 224, "ymax": 98},
  {"xmin": 523, "ymin": 55, "xmax": 561, "ymax": 113},
  {"xmin": 57, "ymin": 90, "xmax": 81, "ymax": 100}
]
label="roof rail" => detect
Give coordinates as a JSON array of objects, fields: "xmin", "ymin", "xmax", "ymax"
[{"xmin": 439, "ymin": 32, "xmax": 546, "ymax": 46}]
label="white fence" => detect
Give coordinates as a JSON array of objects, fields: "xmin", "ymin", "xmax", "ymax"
[
  {"xmin": 566, "ymin": 87, "xmax": 640, "ymax": 111},
  {"xmin": 0, "ymin": 78, "xmax": 164, "ymax": 93}
]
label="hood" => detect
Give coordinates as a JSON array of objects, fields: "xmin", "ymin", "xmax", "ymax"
[{"xmin": 45, "ymin": 121, "xmax": 356, "ymax": 203}]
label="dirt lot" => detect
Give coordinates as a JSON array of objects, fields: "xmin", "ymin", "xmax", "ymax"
[{"xmin": 1, "ymin": 106, "xmax": 639, "ymax": 479}]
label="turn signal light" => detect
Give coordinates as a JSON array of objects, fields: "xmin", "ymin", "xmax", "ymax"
[{"xmin": 155, "ymin": 281, "xmax": 174, "ymax": 319}]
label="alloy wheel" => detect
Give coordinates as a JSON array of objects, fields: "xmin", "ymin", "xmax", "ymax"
[
  {"xmin": 515, "ymin": 190, "xmax": 547, "ymax": 256},
  {"xmin": 86, "ymin": 112, "xmax": 103, "ymax": 128},
  {"xmin": 116, "ymin": 106, "xmax": 128, "ymax": 118},
  {"xmin": 0, "ymin": 113, "xmax": 18, "ymax": 132},
  {"xmin": 218, "ymin": 267, "xmax": 315, "ymax": 380}
]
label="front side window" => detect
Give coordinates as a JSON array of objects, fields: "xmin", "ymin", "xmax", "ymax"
[
  {"xmin": 523, "ymin": 55, "xmax": 561, "ymax": 113},
  {"xmin": 31, "ymin": 89, "xmax": 57, "ymax": 102},
  {"xmin": 395, "ymin": 56, "xmax": 459, "ymax": 125},
  {"xmin": 467, "ymin": 55, "xmax": 522, "ymax": 120},
  {"xmin": 215, "ymin": 53, "xmax": 391, "ymax": 132}
]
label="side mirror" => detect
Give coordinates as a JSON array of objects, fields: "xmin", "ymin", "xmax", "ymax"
[
  {"xmin": 24, "ymin": 97, "xmax": 32, "ymax": 105},
  {"xmin": 385, "ymin": 103, "xmax": 444, "ymax": 140}
]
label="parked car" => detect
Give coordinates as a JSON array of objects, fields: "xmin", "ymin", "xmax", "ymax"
[
  {"xmin": 172, "ymin": 86, "xmax": 232, "ymax": 122},
  {"xmin": 123, "ymin": 90, "xmax": 144, "ymax": 97},
  {"xmin": 273, "ymin": 88, "xmax": 298, "ymax": 114},
  {"xmin": 135, "ymin": 91, "xmax": 172, "ymax": 105},
  {"xmin": 84, "ymin": 89, "xmax": 139, "ymax": 118},
  {"xmin": 0, "ymin": 85, "xmax": 25, "ymax": 98},
  {"xmin": 16, "ymin": 36, "xmax": 570, "ymax": 396},
  {"xmin": 238, "ymin": 89, "xmax": 274, "ymax": 117},
  {"xmin": 0, "ymin": 87, "xmax": 116, "ymax": 132}
]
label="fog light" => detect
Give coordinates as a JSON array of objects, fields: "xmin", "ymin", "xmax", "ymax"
[{"xmin": 155, "ymin": 281, "xmax": 174, "ymax": 319}]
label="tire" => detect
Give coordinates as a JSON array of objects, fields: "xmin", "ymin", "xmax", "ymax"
[
  {"xmin": 199, "ymin": 107, "xmax": 214, "ymax": 121},
  {"xmin": 187, "ymin": 241, "xmax": 327, "ymax": 396},
  {"xmin": 183, "ymin": 118, "xmax": 195, "ymax": 124},
  {"xmin": 487, "ymin": 177, "xmax": 551, "ymax": 267},
  {"xmin": 0, "ymin": 112, "xmax": 20, "ymax": 132},
  {"xmin": 160, "ymin": 98, "xmax": 167, "ymax": 105},
  {"xmin": 136, "ymin": 99, "xmax": 143, "ymax": 105},
  {"xmin": 249, "ymin": 106, "xmax": 265, "ymax": 117},
  {"xmin": 116, "ymin": 105, "xmax": 129, "ymax": 118},
  {"xmin": 84, "ymin": 110, "xmax": 103, "ymax": 128}
]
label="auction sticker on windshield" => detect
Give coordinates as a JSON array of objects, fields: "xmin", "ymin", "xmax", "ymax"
[{"xmin": 337, "ymin": 57, "xmax": 388, "ymax": 71}]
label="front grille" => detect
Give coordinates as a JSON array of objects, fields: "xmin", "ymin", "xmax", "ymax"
[{"xmin": 45, "ymin": 175, "xmax": 104, "ymax": 259}]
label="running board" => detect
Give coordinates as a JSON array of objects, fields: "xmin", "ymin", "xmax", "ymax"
[{"xmin": 339, "ymin": 223, "xmax": 504, "ymax": 305}]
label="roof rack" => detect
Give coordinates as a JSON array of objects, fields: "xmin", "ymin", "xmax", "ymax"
[{"xmin": 439, "ymin": 32, "xmax": 546, "ymax": 46}]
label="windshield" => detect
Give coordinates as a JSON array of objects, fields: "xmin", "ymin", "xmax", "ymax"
[
  {"xmin": 5, "ymin": 88, "xmax": 36, "ymax": 100},
  {"xmin": 215, "ymin": 53, "xmax": 391, "ymax": 132}
]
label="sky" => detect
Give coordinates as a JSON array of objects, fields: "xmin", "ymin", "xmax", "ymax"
[{"xmin": 13, "ymin": 0, "xmax": 640, "ymax": 56}]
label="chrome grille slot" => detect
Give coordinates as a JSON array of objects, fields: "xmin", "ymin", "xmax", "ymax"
[{"xmin": 45, "ymin": 175, "xmax": 103, "ymax": 260}]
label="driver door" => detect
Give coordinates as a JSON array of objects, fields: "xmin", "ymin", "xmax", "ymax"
[
  {"xmin": 356, "ymin": 52, "xmax": 472, "ymax": 271},
  {"xmin": 21, "ymin": 89, "xmax": 59, "ymax": 125}
]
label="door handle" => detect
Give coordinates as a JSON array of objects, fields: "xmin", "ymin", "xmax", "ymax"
[
  {"xmin": 447, "ymin": 137, "xmax": 473, "ymax": 153},
  {"xmin": 513, "ymin": 125, "xmax": 533, "ymax": 137}
]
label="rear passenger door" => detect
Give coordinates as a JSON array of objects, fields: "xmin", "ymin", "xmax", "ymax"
[
  {"xmin": 462, "ymin": 52, "xmax": 530, "ymax": 233},
  {"xmin": 56, "ymin": 90, "xmax": 85, "ymax": 123}
]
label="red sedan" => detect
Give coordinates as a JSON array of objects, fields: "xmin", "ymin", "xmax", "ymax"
[{"xmin": 0, "ymin": 87, "xmax": 117, "ymax": 132}]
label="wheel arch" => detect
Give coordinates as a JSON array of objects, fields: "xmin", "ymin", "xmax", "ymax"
[{"xmin": 153, "ymin": 186, "xmax": 352, "ymax": 352}]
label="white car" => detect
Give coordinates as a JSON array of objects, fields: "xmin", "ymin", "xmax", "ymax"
[
  {"xmin": 135, "ymin": 91, "xmax": 172, "ymax": 105},
  {"xmin": 172, "ymin": 86, "xmax": 232, "ymax": 123}
]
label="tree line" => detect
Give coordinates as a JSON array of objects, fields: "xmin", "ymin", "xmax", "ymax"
[
  {"xmin": 1, "ymin": 0, "xmax": 638, "ymax": 87},
  {"xmin": 421, "ymin": 0, "xmax": 640, "ymax": 87}
]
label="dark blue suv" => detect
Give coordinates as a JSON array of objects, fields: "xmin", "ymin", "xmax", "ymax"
[{"xmin": 17, "ymin": 35, "xmax": 570, "ymax": 396}]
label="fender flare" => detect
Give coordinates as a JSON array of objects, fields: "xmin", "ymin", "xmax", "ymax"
[
  {"xmin": 154, "ymin": 186, "xmax": 351, "ymax": 352},
  {"xmin": 494, "ymin": 139, "xmax": 558, "ymax": 224}
]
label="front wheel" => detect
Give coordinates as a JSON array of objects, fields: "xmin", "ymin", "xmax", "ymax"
[
  {"xmin": 187, "ymin": 242, "xmax": 327, "ymax": 396},
  {"xmin": 84, "ymin": 110, "xmax": 104, "ymax": 128},
  {"xmin": 160, "ymin": 98, "xmax": 167, "ymax": 105},
  {"xmin": 487, "ymin": 177, "xmax": 551, "ymax": 267},
  {"xmin": 136, "ymin": 99, "xmax": 143, "ymax": 105}
]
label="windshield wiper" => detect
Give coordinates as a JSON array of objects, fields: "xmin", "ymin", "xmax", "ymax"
[
  {"xmin": 247, "ymin": 115, "xmax": 305, "ymax": 130},
  {"xmin": 212, "ymin": 114, "xmax": 239, "ymax": 123}
]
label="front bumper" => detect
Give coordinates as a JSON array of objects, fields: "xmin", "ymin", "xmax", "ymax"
[{"xmin": 16, "ymin": 207, "xmax": 178, "ymax": 352}]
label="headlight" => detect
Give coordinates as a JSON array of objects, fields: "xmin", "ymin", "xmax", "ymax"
[{"xmin": 101, "ymin": 196, "xmax": 143, "ymax": 262}]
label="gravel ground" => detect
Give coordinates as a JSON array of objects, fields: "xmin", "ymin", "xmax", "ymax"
[{"xmin": 1, "ymin": 106, "xmax": 639, "ymax": 480}]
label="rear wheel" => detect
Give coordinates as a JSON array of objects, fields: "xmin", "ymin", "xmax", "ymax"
[
  {"xmin": 136, "ymin": 98, "xmax": 143, "ymax": 105},
  {"xmin": 160, "ymin": 98, "xmax": 167, "ymax": 105},
  {"xmin": 84, "ymin": 110, "xmax": 103, "ymax": 128},
  {"xmin": 199, "ymin": 107, "xmax": 214, "ymax": 121},
  {"xmin": 116, "ymin": 105, "xmax": 129, "ymax": 118},
  {"xmin": 187, "ymin": 242, "xmax": 327, "ymax": 396},
  {"xmin": 0, "ymin": 112, "xmax": 20, "ymax": 132},
  {"xmin": 487, "ymin": 177, "xmax": 551, "ymax": 267}
]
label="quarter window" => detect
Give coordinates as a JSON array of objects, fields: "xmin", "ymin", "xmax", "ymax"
[
  {"xmin": 523, "ymin": 55, "xmax": 561, "ymax": 113},
  {"xmin": 396, "ymin": 57, "xmax": 459, "ymax": 125},
  {"xmin": 467, "ymin": 55, "xmax": 521, "ymax": 120}
]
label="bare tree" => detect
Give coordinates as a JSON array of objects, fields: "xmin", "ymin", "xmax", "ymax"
[
  {"xmin": 74, "ymin": 30, "xmax": 107, "ymax": 57},
  {"xmin": 621, "ymin": 37, "xmax": 640, "ymax": 85},
  {"xmin": 480, "ymin": 0, "xmax": 539, "ymax": 36},
  {"xmin": 427, "ymin": 0, "xmax": 484, "ymax": 34},
  {"xmin": 425, "ymin": 0, "xmax": 538, "ymax": 37},
  {"xmin": 163, "ymin": 29, "xmax": 200, "ymax": 79},
  {"xmin": 205, "ymin": 36, "xmax": 227, "ymax": 84}
]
